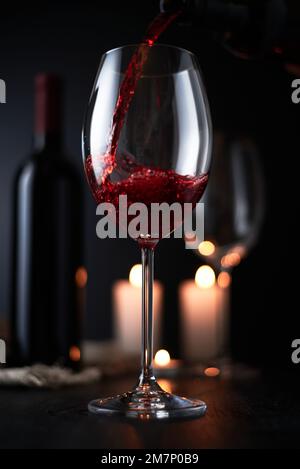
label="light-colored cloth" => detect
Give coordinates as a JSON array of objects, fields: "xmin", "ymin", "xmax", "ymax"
[{"xmin": 0, "ymin": 364, "xmax": 101, "ymax": 388}]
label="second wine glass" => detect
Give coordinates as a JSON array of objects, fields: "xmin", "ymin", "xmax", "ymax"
[{"xmin": 197, "ymin": 132, "xmax": 265, "ymax": 275}]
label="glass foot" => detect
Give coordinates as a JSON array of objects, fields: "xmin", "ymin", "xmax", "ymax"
[{"xmin": 88, "ymin": 382, "xmax": 206, "ymax": 420}]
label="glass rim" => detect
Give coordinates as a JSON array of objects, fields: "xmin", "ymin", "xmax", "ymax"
[
  {"xmin": 104, "ymin": 43, "xmax": 195, "ymax": 57},
  {"xmin": 102, "ymin": 43, "xmax": 199, "ymax": 77}
]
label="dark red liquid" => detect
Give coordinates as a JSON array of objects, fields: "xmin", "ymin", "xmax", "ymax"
[
  {"xmin": 85, "ymin": 154, "xmax": 208, "ymax": 244},
  {"xmin": 85, "ymin": 155, "xmax": 208, "ymax": 208}
]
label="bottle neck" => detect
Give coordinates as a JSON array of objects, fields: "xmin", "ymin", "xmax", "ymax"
[
  {"xmin": 34, "ymin": 74, "xmax": 63, "ymax": 153},
  {"xmin": 34, "ymin": 132, "xmax": 62, "ymax": 152}
]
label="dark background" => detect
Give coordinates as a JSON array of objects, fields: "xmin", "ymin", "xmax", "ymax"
[{"xmin": 1, "ymin": 0, "xmax": 299, "ymax": 373}]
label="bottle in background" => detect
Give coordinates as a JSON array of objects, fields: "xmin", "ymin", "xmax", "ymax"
[{"xmin": 10, "ymin": 74, "xmax": 84, "ymax": 368}]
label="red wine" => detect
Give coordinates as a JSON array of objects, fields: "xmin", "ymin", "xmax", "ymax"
[
  {"xmin": 10, "ymin": 75, "xmax": 83, "ymax": 367},
  {"xmin": 85, "ymin": 155, "xmax": 208, "ymax": 243},
  {"xmin": 85, "ymin": 155, "xmax": 208, "ymax": 208}
]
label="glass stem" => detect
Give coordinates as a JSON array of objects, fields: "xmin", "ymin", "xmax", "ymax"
[{"xmin": 138, "ymin": 247, "xmax": 156, "ymax": 388}]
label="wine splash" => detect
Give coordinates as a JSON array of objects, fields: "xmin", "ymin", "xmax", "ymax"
[
  {"xmin": 85, "ymin": 154, "xmax": 208, "ymax": 242},
  {"xmin": 85, "ymin": 8, "xmax": 208, "ymax": 237},
  {"xmin": 85, "ymin": 155, "xmax": 208, "ymax": 208}
]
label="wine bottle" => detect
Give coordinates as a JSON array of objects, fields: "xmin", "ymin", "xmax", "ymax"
[
  {"xmin": 160, "ymin": 0, "xmax": 300, "ymax": 63},
  {"xmin": 10, "ymin": 74, "xmax": 83, "ymax": 368}
]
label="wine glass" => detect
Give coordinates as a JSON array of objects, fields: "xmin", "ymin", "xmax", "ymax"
[
  {"xmin": 192, "ymin": 132, "xmax": 265, "ymax": 368},
  {"xmin": 197, "ymin": 132, "xmax": 265, "ymax": 276},
  {"xmin": 82, "ymin": 44, "xmax": 212, "ymax": 419}
]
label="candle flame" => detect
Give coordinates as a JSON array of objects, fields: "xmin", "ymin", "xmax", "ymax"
[
  {"xmin": 69, "ymin": 346, "xmax": 81, "ymax": 362},
  {"xmin": 198, "ymin": 240, "xmax": 215, "ymax": 256},
  {"xmin": 221, "ymin": 252, "xmax": 241, "ymax": 268},
  {"xmin": 75, "ymin": 267, "xmax": 88, "ymax": 288},
  {"xmin": 129, "ymin": 264, "xmax": 142, "ymax": 288},
  {"xmin": 154, "ymin": 349, "xmax": 171, "ymax": 367},
  {"xmin": 217, "ymin": 271, "xmax": 231, "ymax": 288},
  {"xmin": 204, "ymin": 367, "xmax": 220, "ymax": 377},
  {"xmin": 195, "ymin": 265, "xmax": 216, "ymax": 288}
]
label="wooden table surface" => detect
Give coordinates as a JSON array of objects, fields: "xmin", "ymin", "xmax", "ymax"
[{"xmin": 0, "ymin": 373, "xmax": 299, "ymax": 449}]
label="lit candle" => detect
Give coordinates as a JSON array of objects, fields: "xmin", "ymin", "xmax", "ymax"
[
  {"xmin": 179, "ymin": 265, "xmax": 229, "ymax": 363},
  {"xmin": 113, "ymin": 264, "xmax": 163, "ymax": 356}
]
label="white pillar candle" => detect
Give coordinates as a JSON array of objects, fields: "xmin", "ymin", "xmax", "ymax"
[
  {"xmin": 179, "ymin": 265, "xmax": 230, "ymax": 363},
  {"xmin": 113, "ymin": 264, "xmax": 163, "ymax": 356}
]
